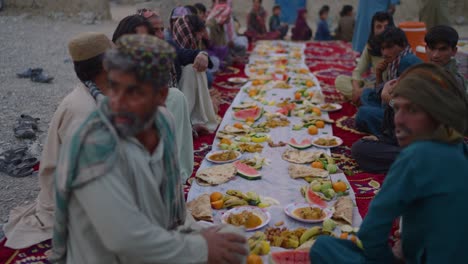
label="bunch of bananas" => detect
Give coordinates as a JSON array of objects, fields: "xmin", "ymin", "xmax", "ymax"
[
  {"xmin": 248, "ymin": 232, "xmax": 270, "ymax": 255},
  {"xmin": 223, "ymin": 190, "xmax": 262, "ymax": 209}
]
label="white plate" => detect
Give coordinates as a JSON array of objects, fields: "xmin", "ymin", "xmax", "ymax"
[
  {"xmin": 284, "ymin": 202, "xmax": 333, "ymax": 223},
  {"xmin": 319, "ymin": 103, "xmax": 343, "ymax": 112},
  {"xmin": 228, "ymin": 77, "xmax": 248, "ymax": 84},
  {"xmin": 221, "ymin": 206, "xmax": 271, "ymax": 231},
  {"xmin": 206, "ymin": 150, "xmax": 242, "ymax": 164},
  {"xmin": 311, "ymin": 136, "xmax": 343, "ymax": 148}
]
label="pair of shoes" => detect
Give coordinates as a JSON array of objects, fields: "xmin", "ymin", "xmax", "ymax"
[
  {"xmin": 13, "ymin": 114, "xmax": 40, "ymax": 139},
  {"xmin": 16, "ymin": 68, "xmax": 54, "ymax": 83},
  {"xmin": 0, "ymin": 146, "xmax": 38, "ymax": 178}
]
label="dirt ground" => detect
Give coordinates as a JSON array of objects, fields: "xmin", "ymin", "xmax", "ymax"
[{"xmin": 0, "ymin": 3, "xmax": 467, "ymax": 237}]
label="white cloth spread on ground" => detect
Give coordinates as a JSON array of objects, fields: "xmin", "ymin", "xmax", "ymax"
[{"xmin": 187, "ymin": 41, "xmax": 362, "ymax": 238}]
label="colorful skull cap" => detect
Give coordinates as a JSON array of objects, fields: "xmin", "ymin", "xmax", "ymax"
[{"xmin": 115, "ymin": 34, "xmax": 176, "ymax": 85}]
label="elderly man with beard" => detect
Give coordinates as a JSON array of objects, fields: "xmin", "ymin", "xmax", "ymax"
[
  {"xmin": 49, "ymin": 35, "xmax": 247, "ymax": 264},
  {"xmin": 310, "ymin": 63, "xmax": 468, "ymax": 263}
]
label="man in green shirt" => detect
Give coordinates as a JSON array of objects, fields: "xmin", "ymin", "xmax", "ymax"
[
  {"xmin": 50, "ymin": 35, "xmax": 247, "ymax": 264},
  {"xmin": 310, "ymin": 63, "xmax": 468, "ymax": 263}
]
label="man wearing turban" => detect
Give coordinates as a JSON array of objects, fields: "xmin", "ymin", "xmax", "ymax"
[
  {"xmin": 50, "ymin": 35, "xmax": 247, "ymax": 264},
  {"xmin": 310, "ymin": 63, "xmax": 468, "ymax": 263}
]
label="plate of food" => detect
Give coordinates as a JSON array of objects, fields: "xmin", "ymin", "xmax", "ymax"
[
  {"xmin": 284, "ymin": 202, "xmax": 333, "ymax": 223},
  {"xmin": 319, "ymin": 103, "xmax": 342, "ymax": 112},
  {"xmin": 228, "ymin": 77, "xmax": 248, "ymax": 84},
  {"xmin": 311, "ymin": 136, "xmax": 343, "ymax": 148},
  {"xmin": 221, "ymin": 206, "xmax": 271, "ymax": 231},
  {"xmin": 206, "ymin": 150, "xmax": 242, "ymax": 164}
]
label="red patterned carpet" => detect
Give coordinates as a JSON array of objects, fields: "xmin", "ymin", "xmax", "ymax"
[{"xmin": 0, "ymin": 41, "xmax": 384, "ymax": 263}]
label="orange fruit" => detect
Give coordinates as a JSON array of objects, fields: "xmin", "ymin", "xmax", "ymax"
[
  {"xmin": 306, "ymin": 80, "xmax": 314, "ymax": 87},
  {"xmin": 233, "ymin": 123, "xmax": 244, "ymax": 129},
  {"xmin": 350, "ymin": 235, "xmax": 357, "ymax": 243},
  {"xmin": 315, "ymin": 120, "xmax": 325, "ymax": 128},
  {"xmin": 308, "ymin": 91, "xmax": 314, "ymax": 97},
  {"xmin": 294, "ymin": 92, "xmax": 302, "ymax": 100},
  {"xmin": 211, "ymin": 199, "xmax": 224, "ymax": 210},
  {"xmin": 245, "ymin": 117, "xmax": 255, "ymax": 123},
  {"xmin": 311, "ymin": 161, "xmax": 324, "ymax": 169},
  {"xmin": 247, "ymin": 254, "xmax": 263, "ymax": 264},
  {"xmin": 220, "ymin": 138, "xmax": 232, "ymax": 145},
  {"xmin": 252, "ymin": 80, "xmax": 261, "ymax": 86},
  {"xmin": 332, "ymin": 181, "xmax": 348, "ymax": 192},
  {"xmin": 308, "ymin": 125, "xmax": 318, "ymax": 135},
  {"xmin": 340, "ymin": 232, "xmax": 349, "ymax": 239},
  {"xmin": 248, "ymin": 90, "xmax": 258, "ymax": 97},
  {"xmin": 312, "ymin": 107, "xmax": 321, "ymax": 116},
  {"xmin": 299, "ymin": 68, "xmax": 308, "ymax": 74},
  {"xmin": 210, "ymin": 192, "xmax": 223, "ymax": 203}
]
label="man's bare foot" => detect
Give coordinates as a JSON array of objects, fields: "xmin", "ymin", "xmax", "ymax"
[{"xmin": 351, "ymin": 86, "xmax": 363, "ymax": 105}]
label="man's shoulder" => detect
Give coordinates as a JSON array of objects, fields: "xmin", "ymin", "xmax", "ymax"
[
  {"xmin": 402, "ymin": 141, "xmax": 465, "ymax": 161},
  {"xmin": 59, "ymin": 84, "xmax": 96, "ymax": 113}
]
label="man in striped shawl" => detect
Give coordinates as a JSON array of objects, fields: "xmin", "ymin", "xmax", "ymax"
[{"xmin": 50, "ymin": 35, "xmax": 247, "ymax": 264}]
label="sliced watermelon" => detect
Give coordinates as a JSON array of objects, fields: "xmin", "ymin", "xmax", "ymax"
[
  {"xmin": 270, "ymin": 250, "xmax": 310, "ymax": 264},
  {"xmin": 289, "ymin": 138, "xmax": 312, "ymax": 150},
  {"xmin": 305, "ymin": 188, "xmax": 327, "ymax": 208},
  {"xmin": 233, "ymin": 107, "xmax": 263, "ymax": 121},
  {"xmin": 233, "ymin": 161, "xmax": 261, "ymax": 180}
]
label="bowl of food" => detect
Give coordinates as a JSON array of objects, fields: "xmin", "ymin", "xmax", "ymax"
[
  {"xmin": 206, "ymin": 150, "xmax": 242, "ymax": 164},
  {"xmin": 311, "ymin": 136, "xmax": 343, "ymax": 148},
  {"xmin": 284, "ymin": 203, "xmax": 333, "ymax": 223},
  {"xmin": 221, "ymin": 206, "xmax": 271, "ymax": 231}
]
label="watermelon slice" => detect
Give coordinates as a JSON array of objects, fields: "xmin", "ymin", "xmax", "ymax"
[
  {"xmin": 289, "ymin": 138, "xmax": 312, "ymax": 150},
  {"xmin": 306, "ymin": 188, "xmax": 327, "ymax": 208},
  {"xmin": 233, "ymin": 161, "xmax": 261, "ymax": 180},
  {"xmin": 269, "ymin": 250, "xmax": 310, "ymax": 264},
  {"xmin": 233, "ymin": 107, "xmax": 263, "ymax": 122}
]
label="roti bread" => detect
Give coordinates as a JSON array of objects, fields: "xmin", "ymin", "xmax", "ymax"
[
  {"xmin": 196, "ymin": 164, "xmax": 237, "ymax": 186},
  {"xmin": 282, "ymin": 149, "xmax": 324, "ymax": 164},
  {"xmin": 332, "ymin": 197, "xmax": 353, "ymax": 225},
  {"xmin": 288, "ymin": 164, "xmax": 329, "ymax": 178},
  {"xmin": 186, "ymin": 194, "xmax": 213, "ymax": 222}
]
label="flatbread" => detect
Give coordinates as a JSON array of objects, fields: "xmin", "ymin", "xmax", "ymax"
[
  {"xmin": 282, "ymin": 149, "xmax": 324, "ymax": 164},
  {"xmin": 332, "ymin": 197, "xmax": 353, "ymax": 225},
  {"xmin": 186, "ymin": 194, "xmax": 213, "ymax": 222},
  {"xmin": 288, "ymin": 164, "xmax": 329, "ymax": 179},
  {"xmin": 195, "ymin": 164, "xmax": 237, "ymax": 186}
]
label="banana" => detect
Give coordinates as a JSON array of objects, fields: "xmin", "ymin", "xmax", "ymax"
[
  {"xmin": 299, "ymin": 226, "xmax": 322, "ymax": 245},
  {"xmin": 246, "ymin": 191, "xmax": 261, "ymax": 206},
  {"xmin": 226, "ymin": 190, "xmax": 249, "ymax": 200},
  {"xmin": 223, "ymin": 197, "xmax": 248, "ymax": 208},
  {"xmin": 250, "ymin": 241, "xmax": 263, "ymax": 255}
]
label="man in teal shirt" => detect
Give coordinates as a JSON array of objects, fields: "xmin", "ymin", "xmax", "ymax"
[{"xmin": 310, "ymin": 63, "xmax": 468, "ymax": 263}]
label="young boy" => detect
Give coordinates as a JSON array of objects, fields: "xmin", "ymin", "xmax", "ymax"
[
  {"xmin": 425, "ymin": 25, "xmax": 467, "ymax": 93},
  {"xmin": 335, "ymin": 5, "xmax": 354, "ymax": 42},
  {"xmin": 315, "ymin": 6, "xmax": 332, "ymax": 41},
  {"xmin": 269, "ymin": 5, "xmax": 288, "ymax": 39}
]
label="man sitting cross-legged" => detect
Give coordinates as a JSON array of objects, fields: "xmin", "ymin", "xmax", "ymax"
[
  {"xmin": 49, "ymin": 35, "xmax": 247, "ymax": 264},
  {"xmin": 311, "ymin": 63, "xmax": 468, "ymax": 264},
  {"xmin": 2, "ymin": 32, "xmax": 113, "ymax": 249}
]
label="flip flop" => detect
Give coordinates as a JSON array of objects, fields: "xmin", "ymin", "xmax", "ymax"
[
  {"xmin": 15, "ymin": 156, "xmax": 39, "ymax": 169},
  {"xmin": 6, "ymin": 165, "xmax": 34, "ymax": 178},
  {"xmin": 14, "ymin": 123, "xmax": 36, "ymax": 139},
  {"xmin": 19, "ymin": 114, "xmax": 40, "ymax": 130}
]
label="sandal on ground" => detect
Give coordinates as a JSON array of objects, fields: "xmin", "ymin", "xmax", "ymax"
[
  {"xmin": 17, "ymin": 68, "xmax": 43, "ymax": 78},
  {"xmin": 30, "ymin": 71, "xmax": 54, "ymax": 83},
  {"xmin": 19, "ymin": 114, "xmax": 40, "ymax": 130},
  {"xmin": 14, "ymin": 123, "xmax": 36, "ymax": 139},
  {"xmin": 5, "ymin": 165, "xmax": 34, "ymax": 178}
]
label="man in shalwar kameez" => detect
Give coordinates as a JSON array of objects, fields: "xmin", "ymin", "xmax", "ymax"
[{"xmin": 310, "ymin": 63, "xmax": 468, "ymax": 264}]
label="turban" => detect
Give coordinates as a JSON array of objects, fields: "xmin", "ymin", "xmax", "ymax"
[
  {"xmin": 393, "ymin": 63, "xmax": 468, "ymax": 139},
  {"xmin": 114, "ymin": 34, "xmax": 176, "ymax": 86}
]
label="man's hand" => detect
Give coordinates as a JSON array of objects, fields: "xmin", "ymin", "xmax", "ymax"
[
  {"xmin": 375, "ymin": 60, "xmax": 389, "ymax": 84},
  {"xmin": 363, "ymin": 135, "xmax": 378, "ymax": 141},
  {"xmin": 193, "ymin": 52, "xmax": 209, "ymax": 72},
  {"xmin": 351, "ymin": 79, "xmax": 363, "ymax": 104},
  {"xmin": 381, "ymin": 79, "xmax": 398, "ymax": 104},
  {"xmin": 201, "ymin": 226, "xmax": 248, "ymax": 264}
]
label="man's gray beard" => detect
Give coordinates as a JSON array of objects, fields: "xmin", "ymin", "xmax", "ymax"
[{"xmin": 110, "ymin": 112, "xmax": 155, "ymax": 138}]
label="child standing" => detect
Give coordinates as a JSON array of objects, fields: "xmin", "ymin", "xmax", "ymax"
[
  {"xmin": 269, "ymin": 5, "xmax": 288, "ymax": 39},
  {"xmin": 315, "ymin": 6, "xmax": 332, "ymax": 41},
  {"xmin": 335, "ymin": 5, "xmax": 355, "ymax": 42}
]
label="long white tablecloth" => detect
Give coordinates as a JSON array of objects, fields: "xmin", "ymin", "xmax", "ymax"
[{"xmin": 187, "ymin": 41, "xmax": 362, "ymax": 233}]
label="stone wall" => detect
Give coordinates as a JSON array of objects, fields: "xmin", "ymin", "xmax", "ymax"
[{"xmin": 4, "ymin": 0, "xmax": 111, "ymax": 20}]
